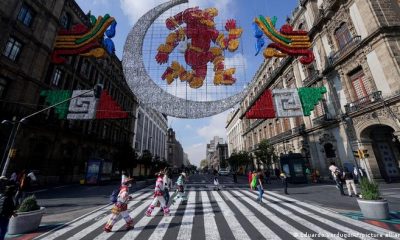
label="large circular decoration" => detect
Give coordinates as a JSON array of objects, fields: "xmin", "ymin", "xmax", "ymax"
[{"xmin": 122, "ymin": 0, "xmax": 249, "ymax": 118}]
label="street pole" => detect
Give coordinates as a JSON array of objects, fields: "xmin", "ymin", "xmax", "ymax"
[{"xmin": 0, "ymin": 87, "xmax": 99, "ymax": 176}]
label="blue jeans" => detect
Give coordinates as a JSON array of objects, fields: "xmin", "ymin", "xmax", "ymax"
[
  {"xmin": 257, "ymin": 185, "xmax": 264, "ymax": 202},
  {"xmin": 164, "ymin": 188, "xmax": 170, "ymax": 205},
  {"xmin": 0, "ymin": 217, "xmax": 9, "ymax": 240}
]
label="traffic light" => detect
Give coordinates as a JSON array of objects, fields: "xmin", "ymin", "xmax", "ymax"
[
  {"xmin": 361, "ymin": 149, "xmax": 369, "ymax": 158},
  {"xmin": 353, "ymin": 150, "xmax": 361, "ymax": 158}
]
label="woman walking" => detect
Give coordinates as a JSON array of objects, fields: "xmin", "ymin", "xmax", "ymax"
[
  {"xmin": 256, "ymin": 170, "xmax": 264, "ymax": 203},
  {"xmin": 145, "ymin": 171, "xmax": 170, "ymax": 217}
]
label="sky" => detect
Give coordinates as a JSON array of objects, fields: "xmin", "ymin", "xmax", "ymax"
[{"xmin": 75, "ymin": 0, "xmax": 298, "ymax": 166}]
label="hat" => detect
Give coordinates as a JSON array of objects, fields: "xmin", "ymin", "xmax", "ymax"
[
  {"xmin": 181, "ymin": 172, "xmax": 186, "ymax": 177},
  {"xmin": 156, "ymin": 170, "xmax": 165, "ymax": 176},
  {"xmin": 122, "ymin": 177, "xmax": 133, "ymax": 185}
]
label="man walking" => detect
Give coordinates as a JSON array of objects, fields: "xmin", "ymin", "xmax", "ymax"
[
  {"xmin": 280, "ymin": 169, "xmax": 290, "ymax": 195},
  {"xmin": 343, "ymin": 167, "xmax": 358, "ymax": 197},
  {"xmin": 329, "ymin": 162, "xmax": 345, "ymax": 196},
  {"xmin": 145, "ymin": 171, "xmax": 170, "ymax": 217}
]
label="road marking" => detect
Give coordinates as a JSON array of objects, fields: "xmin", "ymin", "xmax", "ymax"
[
  {"xmin": 267, "ymin": 190, "xmax": 399, "ymax": 238},
  {"xmin": 201, "ymin": 191, "xmax": 220, "ymax": 240},
  {"xmin": 176, "ymin": 191, "xmax": 196, "ymax": 240},
  {"xmin": 39, "ymin": 191, "xmax": 151, "ymax": 240},
  {"xmin": 223, "ymin": 191, "xmax": 282, "ymax": 240},
  {"xmin": 211, "ymin": 190, "xmax": 250, "ymax": 239},
  {"xmin": 235, "ymin": 190, "xmax": 312, "ymax": 240},
  {"xmin": 241, "ymin": 190, "xmax": 344, "ymax": 240}
]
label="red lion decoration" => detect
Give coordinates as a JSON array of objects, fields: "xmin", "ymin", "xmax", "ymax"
[{"xmin": 155, "ymin": 7, "xmax": 242, "ymax": 89}]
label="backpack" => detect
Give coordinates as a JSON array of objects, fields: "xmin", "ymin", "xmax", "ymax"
[
  {"xmin": 251, "ymin": 175, "xmax": 258, "ymax": 189},
  {"xmin": 110, "ymin": 189, "xmax": 119, "ymax": 203}
]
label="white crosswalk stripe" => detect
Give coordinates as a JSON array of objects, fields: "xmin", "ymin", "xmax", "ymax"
[{"xmin": 36, "ymin": 189, "xmax": 400, "ymax": 240}]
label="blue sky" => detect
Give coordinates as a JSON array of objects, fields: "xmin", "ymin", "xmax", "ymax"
[{"xmin": 76, "ymin": 0, "xmax": 298, "ymax": 166}]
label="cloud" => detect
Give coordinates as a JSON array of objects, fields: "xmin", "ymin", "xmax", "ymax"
[
  {"xmin": 186, "ymin": 143, "xmax": 206, "ymax": 166},
  {"xmin": 185, "ymin": 124, "xmax": 192, "ymax": 129},
  {"xmin": 197, "ymin": 111, "xmax": 229, "ymax": 141}
]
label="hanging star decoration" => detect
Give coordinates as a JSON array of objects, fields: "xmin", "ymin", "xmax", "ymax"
[{"xmin": 253, "ymin": 16, "xmax": 315, "ymax": 65}]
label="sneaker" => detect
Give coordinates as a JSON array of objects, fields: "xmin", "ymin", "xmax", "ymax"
[
  {"xmin": 145, "ymin": 210, "xmax": 152, "ymax": 217},
  {"xmin": 126, "ymin": 225, "xmax": 134, "ymax": 230},
  {"xmin": 104, "ymin": 227, "xmax": 112, "ymax": 233}
]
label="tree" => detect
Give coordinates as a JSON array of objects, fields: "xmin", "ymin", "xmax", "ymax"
[
  {"xmin": 199, "ymin": 159, "xmax": 208, "ymax": 169},
  {"xmin": 254, "ymin": 139, "xmax": 277, "ymax": 170},
  {"xmin": 228, "ymin": 150, "xmax": 253, "ymax": 173}
]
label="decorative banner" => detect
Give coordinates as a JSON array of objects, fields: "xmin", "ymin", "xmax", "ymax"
[
  {"xmin": 96, "ymin": 91, "xmax": 129, "ymax": 119},
  {"xmin": 272, "ymin": 89, "xmax": 303, "ymax": 117},
  {"xmin": 40, "ymin": 89, "xmax": 128, "ymax": 120},
  {"xmin": 156, "ymin": 7, "xmax": 243, "ymax": 89},
  {"xmin": 51, "ymin": 14, "xmax": 117, "ymax": 64},
  {"xmin": 253, "ymin": 16, "xmax": 315, "ymax": 65},
  {"xmin": 67, "ymin": 90, "xmax": 98, "ymax": 120},
  {"xmin": 298, "ymin": 87, "xmax": 327, "ymax": 116},
  {"xmin": 245, "ymin": 87, "xmax": 326, "ymax": 119},
  {"xmin": 40, "ymin": 90, "xmax": 72, "ymax": 119}
]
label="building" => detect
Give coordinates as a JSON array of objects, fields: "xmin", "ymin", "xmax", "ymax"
[
  {"xmin": 134, "ymin": 104, "xmax": 167, "ymax": 160},
  {"xmin": 226, "ymin": 108, "xmax": 244, "ymax": 156},
  {"xmin": 166, "ymin": 128, "xmax": 184, "ymax": 170},
  {"xmin": 211, "ymin": 143, "xmax": 229, "ymax": 170},
  {"xmin": 206, "ymin": 136, "xmax": 224, "ymax": 168},
  {"xmin": 227, "ymin": 0, "xmax": 400, "ymax": 181},
  {"xmin": 0, "ymin": 0, "xmax": 138, "ymax": 184}
]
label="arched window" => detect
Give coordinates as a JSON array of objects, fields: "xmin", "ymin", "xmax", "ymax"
[
  {"xmin": 334, "ymin": 23, "xmax": 352, "ymax": 49},
  {"xmin": 324, "ymin": 143, "xmax": 336, "ymax": 158},
  {"xmin": 60, "ymin": 12, "xmax": 71, "ymax": 29}
]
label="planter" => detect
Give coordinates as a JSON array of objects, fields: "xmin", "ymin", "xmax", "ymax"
[
  {"xmin": 357, "ymin": 198, "xmax": 389, "ymax": 220},
  {"xmin": 8, "ymin": 207, "xmax": 45, "ymax": 235}
]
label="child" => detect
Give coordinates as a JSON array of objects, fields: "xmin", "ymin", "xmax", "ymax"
[
  {"xmin": 0, "ymin": 185, "xmax": 17, "ymax": 240},
  {"xmin": 104, "ymin": 178, "xmax": 134, "ymax": 232},
  {"xmin": 173, "ymin": 172, "xmax": 187, "ymax": 203},
  {"xmin": 145, "ymin": 171, "xmax": 170, "ymax": 217},
  {"xmin": 213, "ymin": 175, "xmax": 220, "ymax": 191}
]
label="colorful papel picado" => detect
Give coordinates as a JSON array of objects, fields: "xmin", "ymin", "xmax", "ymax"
[
  {"xmin": 156, "ymin": 7, "xmax": 243, "ymax": 89},
  {"xmin": 253, "ymin": 16, "xmax": 315, "ymax": 65},
  {"xmin": 40, "ymin": 89, "xmax": 128, "ymax": 120},
  {"xmin": 51, "ymin": 14, "xmax": 117, "ymax": 64},
  {"xmin": 245, "ymin": 87, "xmax": 327, "ymax": 119}
]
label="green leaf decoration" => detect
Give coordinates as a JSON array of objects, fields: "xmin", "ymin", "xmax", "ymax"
[
  {"xmin": 298, "ymin": 87, "xmax": 327, "ymax": 116},
  {"xmin": 40, "ymin": 90, "xmax": 72, "ymax": 119}
]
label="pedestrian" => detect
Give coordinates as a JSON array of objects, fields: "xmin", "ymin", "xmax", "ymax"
[
  {"xmin": 343, "ymin": 167, "xmax": 358, "ymax": 197},
  {"xmin": 232, "ymin": 171, "xmax": 237, "ymax": 183},
  {"xmin": 256, "ymin": 170, "xmax": 264, "ymax": 203},
  {"xmin": 280, "ymin": 169, "xmax": 290, "ymax": 195},
  {"xmin": 248, "ymin": 171, "xmax": 253, "ymax": 189},
  {"xmin": 305, "ymin": 167, "xmax": 311, "ymax": 182},
  {"xmin": 274, "ymin": 167, "xmax": 281, "ymax": 182},
  {"xmin": 213, "ymin": 175, "xmax": 220, "ymax": 191},
  {"xmin": 145, "ymin": 171, "xmax": 170, "ymax": 217},
  {"xmin": 121, "ymin": 170, "xmax": 128, "ymax": 185},
  {"xmin": 9, "ymin": 172, "xmax": 17, "ymax": 186},
  {"xmin": 163, "ymin": 169, "xmax": 172, "ymax": 205},
  {"xmin": 0, "ymin": 185, "xmax": 17, "ymax": 240},
  {"xmin": 353, "ymin": 165, "xmax": 363, "ymax": 183},
  {"xmin": 264, "ymin": 169, "xmax": 271, "ymax": 184},
  {"xmin": 14, "ymin": 170, "xmax": 32, "ymax": 206},
  {"xmin": 329, "ymin": 162, "xmax": 345, "ymax": 196},
  {"xmin": 104, "ymin": 177, "xmax": 134, "ymax": 232},
  {"xmin": 173, "ymin": 172, "xmax": 187, "ymax": 203}
]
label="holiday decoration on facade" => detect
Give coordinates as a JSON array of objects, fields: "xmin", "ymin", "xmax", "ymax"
[
  {"xmin": 51, "ymin": 14, "xmax": 117, "ymax": 64},
  {"xmin": 40, "ymin": 89, "xmax": 128, "ymax": 120},
  {"xmin": 245, "ymin": 87, "xmax": 326, "ymax": 119},
  {"xmin": 253, "ymin": 16, "xmax": 314, "ymax": 65},
  {"xmin": 156, "ymin": 7, "xmax": 243, "ymax": 89}
]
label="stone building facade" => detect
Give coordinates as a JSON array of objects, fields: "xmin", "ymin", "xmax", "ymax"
[
  {"xmin": 227, "ymin": 0, "xmax": 400, "ymax": 181},
  {"xmin": 166, "ymin": 128, "xmax": 184, "ymax": 170},
  {"xmin": 0, "ymin": 0, "xmax": 138, "ymax": 184}
]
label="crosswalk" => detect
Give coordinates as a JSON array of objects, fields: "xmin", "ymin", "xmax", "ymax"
[{"xmin": 36, "ymin": 187, "xmax": 400, "ymax": 240}]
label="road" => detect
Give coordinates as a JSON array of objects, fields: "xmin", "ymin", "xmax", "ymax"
[{"xmin": 32, "ymin": 173, "xmax": 400, "ymax": 240}]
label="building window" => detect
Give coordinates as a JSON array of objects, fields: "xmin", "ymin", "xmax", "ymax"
[
  {"xmin": 324, "ymin": 143, "xmax": 336, "ymax": 158},
  {"xmin": 350, "ymin": 69, "xmax": 372, "ymax": 100},
  {"xmin": 3, "ymin": 37, "xmax": 22, "ymax": 61},
  {"xmin": 52, "ymin": 68, "xmax": 63, "ymax": 86},
  {"xmin": 17, "ymin": 4, "xmax": 34, "ymax": 27},
  {"xmin": 60, "ymin": 12, "xmax": 71, "ymax": 29},
  {"xmin": 334, "ymin": 23, "xmax": 352, "ymax": 49}
]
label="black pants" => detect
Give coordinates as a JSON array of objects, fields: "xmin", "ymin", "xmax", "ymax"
[{"xmin": 282, "ymin": 178, "xmax": 288, "ymax": 194}]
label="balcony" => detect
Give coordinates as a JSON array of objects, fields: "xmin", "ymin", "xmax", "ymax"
[
  {"xmin": 329, "ymin": 36, "xmax": 361, "ymax": 65},
  {"xmin": 269, "ymin": 130, "xmax": 292, "ymax": 145},
  {"xmin": 292, "ymin": 124, "xmax": 306, "ymax": 134},
  {"xmin": 312, "ymin": 113, "xmax": 337, "ymax": 126},
  {"xmin": 344, "ymin": 91, "xmax": 383, "ymax": 114},
  {"xmin": 302, "ymin": 70, "xmax": 320, "ymax": 87}
]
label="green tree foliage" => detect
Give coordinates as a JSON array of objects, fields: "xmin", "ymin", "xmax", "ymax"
[
  {"xmin": 254, "ymin": 139, "xmax": 277, "ymax": 170},
  {"xmin": 228, "ymin": 150, "xmax": 253, "ymax": 172},
  {"xmin": 360, "ymin": 178, "xmax": 381, "ymax": 200}
]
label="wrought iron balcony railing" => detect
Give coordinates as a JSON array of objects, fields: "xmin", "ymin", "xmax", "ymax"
[
  {"xmin": 312, "ymin": 113, "xmax": 337, "ymax": 126},
  {"xmin": 344, "ymin": 91, "xmax": 383, "ymax": 113},
  {"xmin": 329, "ymin": 36, "xmax": 361, "ymax": 65},
  {"xmin": 292, "ymin": 124, "xmax": 306, "ymax": 134},
  {"xmin": 268, "ymin": 130, "xmax": 292, "ymax": 145}
]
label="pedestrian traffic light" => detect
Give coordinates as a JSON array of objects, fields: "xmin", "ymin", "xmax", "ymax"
[
  {"xmin": 361, "ymin": 149, "xmax": 369, "ymax": 158},
  {"xmin": 353, "ymin": 150, "xmax": 361, "ymax": 158}
]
